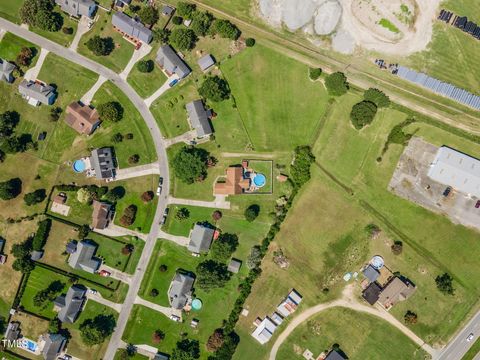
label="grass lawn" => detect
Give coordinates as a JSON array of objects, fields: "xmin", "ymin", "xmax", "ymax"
[
  {"xmin": 277, "ymin": 308, "xmax": 427, "ymax": 360},
  {"xmin": 31, "ymin": 13, "xmax": 78, "ymax": 48},
  {"xmin": 220, "ymin": 44, "xmax": 329, "ymax": 151},
  {"xmin": 0, "ymin": 1, "xmax": 23, "ymax": 23},
  {"xmin": 462, "ymin": 337, "xmax": 480, "ymax": 360},
  {"xmin": 10, "ymin": 311, "xmax": 49, "ymax": 340},
  {"xmin": 77, "ymin": 10, "xmax": 134, "ymax": 73},
  {"xmin": 0, "ymin": 32, "xmax": 39, "ymax": 67},
  {"xmin": 162, "ymin": 205, "xmax": 213, "ymax": 236},
  {"xmin": 114, "ymin": 351, "xmax": 149, "ymax": 360},
  {"xmin": 248, "ymin": 160, "xmax": 273, "ymax": 193},
  {"xmin": 46, "ymin": 189, "xmax": 93, "ymax": 225}
]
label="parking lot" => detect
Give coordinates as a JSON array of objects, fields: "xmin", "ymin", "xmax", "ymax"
[{"xmin": 389, "ymin": 137, "xmax": 480, "ymax": 231}]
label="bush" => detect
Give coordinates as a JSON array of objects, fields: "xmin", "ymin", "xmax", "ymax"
[
  {"xmin": 172, "ymin": 146, "xmax": 209, "ymax": 183},
  {"xmin": 77, "ymin": 224, "xmax": 90, "ymax": 239},
  {"xmin": 16, "ymin": 47, "xmax": 34, "ymax": 67},
  {"xmin": 111, "ymin": 132, "xmax": 123, "ymax": 143},
  {"xmin": 404, "ymin": 310, "xmax": 418, "ymax": 324},
  {"xmin": 350, "ymin": 100, "xmax": 377, "ymax": 130},
  {"xmin": 120, "ymin": 205, "xmax": 137, "ymax": 226},
  {"xmin": 309, "ymin": 67, "xmax": 322, "ymax": 80},
  {"xmin": 86, "ymin": 35, "xmax": 114, "ymax": 56},
  {"xmin": 150, "ymin": 288, "xmax": 159, "ymax": 297},
  {"xmin": 62, "ymin": 26, "xmax": 74, "ymax": 34},
  {"xmin": 32, "ymin": 218, "xmax": 52, "ymax": 251},
  {"xmin": 128, "ymin": 154, "xmax": 140, "ymax": 165},
  {"xmin": 245, "ymin": 37, "xmax": 255, "ymax": 47},
  {"xmin": 212, "ymin": 210, "xmax": 222, "ymax": 221},
  {"xmin": 159, "ymin": 264, "xmax": 168, "ymax": 272},
  {"xmin": 24, "ymin": 189, "xmax": 46, "ymax": 206},
  {"xmin": 211, "ymin": 19, "xmax": 241, "ymax": 40},
  {"xmin": 206, "ymin": 329, "xmax": 224, "ymax": 352},
  {"xmin": 198, "ymin": 76, "xmax": 230, "ymax": 102},
  {"xmin": 172, "ymin": 339, "xmax": 200, "ymax": 360},
  {"xmin": 211, "ymin": 233, "xmax": 238, "ymax": 262},
  {"xmin": 247, "ymin": 245, "xmax": 262, "ymax": 269},
  {"xmin": 12, "ymin": 258, "xmax": 35, "ymax": 273},
  {"xmin": 77, "ymin": 188, "xmax": 93, "ymax": 204},
  {"xmin": 175, "ymin": 207, "xmax": 190, "ymax": 220},
  {"xmin": 290, "ymin": 146, "xmax": 315, "ymax": 187},
  {"xmin": 152, "ymin": 28, "xmax": 171, "ymax": 44},
  {"xmin": 138, "ymin": 6, "xmax": 159, "ymax": 25},
  {"xmin": 152, "ymin": 329, "xmax": 165, "ymax": 343},
  {"xmin": 172, "ymin": 16, "xmax": 183, "ymax": 25},
  {"xmin": 97, "ymin": 101, "xmax": 123, "ymax": 122},
  {"xmin": 391, "ymin": 240, "xmax": 403, "ymax": 255},
  {"xmin": 49, "ymin": 107, "xmax": 62, "ymax": 121},
  {"xmin": 176, "ymin": 2, "xmax": 196, "ymax": 18},
  {"xmin": 364, "ymin": 223, "xmax": 380, "ymax": 238},
  {"xmin": 364, "ymin": 88, "xmax": 390, "ymax": 108},
  {"xmin": 435, "ymin": 273, "xmax": 455, "ymax": 295},
  {"xmin": 79, "ymin": 314, "xmax": 116, "ymax": 345},
  {"xmin": 196, "ymin": 260, "xmax": 231, "ymax": 290},
  {"xmin": 141, "ymin": 191, "xmax": 154, "ymax": 203},
  {"xmin": 137, "ymin": 59, "xmax": 154, "ymax": 73},
  {"xmin": 170, "ymin": 28, "xmax": 197, "ymax": 51},
  {"xmin": 0, "ymin": 178, "xmax": 22, "ymax": 200},
  {"xmin": 104, "ymin": 186, "xmax": 125, "ymax": 202},
  {"xmin": 325, "ymin": 72, "xmax": 349, "ymax": 96},
  {"xmin": 191, "ymin": 11, "xmax": 213, "ymax": 36}
]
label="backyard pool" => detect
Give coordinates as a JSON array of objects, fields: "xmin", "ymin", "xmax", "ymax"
[
  {"xmin": 192, "ymin": 298, "xmax": 203, "ymax": 311},
  {"xmin": 73, "ymin": 159, "xmax": 86, "ymax": 173},
  {"xmin": 253, "ymin": 173, "xmax": 266, "ymax": 188},
  {"xmin": 22, "ymin": 339, "xmax": 38, "ymax": 352}
]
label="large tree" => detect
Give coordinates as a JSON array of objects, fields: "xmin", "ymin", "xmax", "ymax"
[
  {"xmin": 176, "ymin": 2, "xmax": 196, "ymax": 19},
  {"xmin": 24, "ymin": 189, "xmax": 46, "ymax": 206},
  {"xmin": 435, "ymin": 273, "xmax": 455, "ymax": 295},
  {"xmin": 97, "ymin": 101, "xmax": 123, "ymax": 122},
  {"xmin": 79, "ymin": 314, "xmax": 116, "ymax": 345},
  {"xmin": 198, "ymin": 76, "xmax": 230, "ymax": 102},
  {"xmin": 86, "ymin": 36, "xmax": 114, "ymax": 56},
  {"xmin": 290, "ymin": 146, "xmax": 315, "ymax": 187},
  {"xmin": 244, "ymin": 204, "xmax": 260, "ymax": 222},
  {"xmin": 172, "ymin": 339, "xmax": 200, "ymax": 360},
  {"xmin": 170, "ymin": 28, "xmax": 197, "ymax": 51},
  {"xmin": 196, "ymin": 260, "xmax": 231, "ymax": 290},
  {"xmin": 211, "ymin": 19, "xmax": 241, "ymax": 40},
  {"xmin": 0, "ymin": 111, "xmax": 19, "ymax": 139},
  {"xmin": 350, "ymin": 100, "xmax": 377, "ymax": 129},
  {"xmin": 0, "ymin": 178, "xmax": 22, "ymax": 200},
  {"xmin": 364, "ymin": 88, "xmax": 390, "ymax": 108},
  {"xmin": 211, "ymin": 233, "xmax": 238, "ymax": 262},
  {"xmin": 172, "ymin": 146, "xmax": 208, "ymax": 184},
  {"xmin": 191, "ymin": 11, "xmax": 214, "ymax": 37},
  {"xmin": 325, "ymin": 72, "xmax": 349, "ymax": 96},
  {"xmin": 20, "ymin": 0, "xmax": 62, "ymax": 31},
  {"xmin": 137, "ymin": 6, "xmax": 159, "ymax": 25}
]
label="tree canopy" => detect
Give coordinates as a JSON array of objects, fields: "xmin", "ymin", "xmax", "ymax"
[
  {"xmin": 325, "ymin": 72, "xmax": 349, "ymax": 96},
  {"xmin": 435, "ymin": 273, "xmax": 455, "ymax": 295},
  {"xmin": 0, "ymin": 111, "xmax": 20, "ymax": 139},
  {"xmin": 20, "ymin": 0, "xmax": 62, "ymax": 31},
  {"xmin": 211, "ymin": 233, "xmax": 239, "ymax": 262},
  {"xmin": 290, "ymin": 146, "xmax": 315, "ymax": 187},
  {"xmin": 32, "ymin": 218, "xmax": 52, "ymax": 251},
  {"xmin": 176, "ymin": 2, "xmax": 196, "ymax": 19},
  {"xmin": 172, "ymin": 146, "xmax": 209, "ymax": 184},
  {"xmin": 198, "ymin": 76, "xmax": 230, "ymax": 102},
  {"xmin": 79, "ymin": 314, "xmax": 116, "ymax": 345},
  {"xmin": 170, "ymin": 28, "xmax": 197, "ymax": 51},
  {"xmin": 137, "ymin": 6, "xmax": 159, "ymax": 25},
  {"xmin": 86, "ymin": 35, "xmax": 114, "ymax": 56},
  {"xmin": 97, "ymin": 101, "xmax": 123, "ymax": 122},
  {"xmin": 172, "ymin": 339, "xmax": 200, "ymax": 360},
  {"xmin": 364, "ymin": 88, "xmax": 390, "ymax": 108},
  {"xmin": 0, "ymin": 178, "xmax": 22, "ymax": 200},
  {"xmin": 152, "ymin": 28, "xmax": 171, "ymax": 44},
  {"xmin": 309, "ymin": 67, "xmax": 322, "ymax": 80},
  {"xmin": 137, "ymin": 60, "xmax": 154, "ymax": 73},
  {"xmin": 191, "ymin": 11, "xmax": 214, "ymax": 37},
  {"xmin": 244, "ymin": 204, "xmax": 260, "ymax": 222},
  {"xmin": 350, "ymin": 100, "xmax": 377, "ymax": 129},
  {"xmin": 211, "ymin": 19, "xmax": 241, "ymax": 40},
  {"xmin": 247, "ymin": 245, "xmax": 262, "ymax": 269},
  {"xmin": 24, "ymin": 189, "xmax": 46, "ymax": 206},
  {"xmin": 196, "ymin": 260, "xmax": 231, "ymax": 290}
]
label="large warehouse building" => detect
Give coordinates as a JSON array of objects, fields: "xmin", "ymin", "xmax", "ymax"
[{"xmin": 428, "ymin": 146, "xmax": 480, "ymax": 198}]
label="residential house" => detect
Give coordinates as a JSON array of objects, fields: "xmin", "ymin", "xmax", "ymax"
[
  {"xmin": 114, "ymin": 0, "xmax": 131, "ymax": 9},
  {"xmin": 362, "ymin": 282, "xmax": 382, "ymax": 305},
  {"xmin": 55, "ymin": 0, "xmax": 97, "ymax": 18},
  {"xmin": 188, "ymin": 224, "xmax": 215, "ymax": 254},
  {"xmin": 68, "ymin": 240, "xmax": 101, "ymax": 273},
  {"xmin": 325, "ymin": 350, "xmax": 347, "ymax": 360},
  {"xmin": 214, "ymin": 166, "xmax": 251, "ymax": 195},
  {"xmin": 185, "ymin": 100, "xmax": 213, "ymax": 138},
  {"xmin": 65, "ymin": 102, "xmax": 101, "ymax": 135},
  {"xmin": 277, "ymin": 289, "xmax": 302, "ymax": 317},
  {"xmin": 91, "ymin": 200, "xmax": 113, "ymax": 229},
  {"xmin": 227, "ymin": 258, "xmax": 242, "ymax": 273},
  {"xmin": 155, "ymin": 45, "xmax": 191, "ymax": 79},
  {"xmin": 89, "ymin": 147, "xmax": 116, "ymax": 180},
  {"xmin": 54, "ymin": 285, "xmax": 87, "ymax": 323},
  {"xmin": 251, "ymin": 317, "xmax": 277, "ymax": 345},
  {"xmin": 4, "ymin": 322, "xmax": 21, "ymax": 341},
  {"xmin": 42, "ymin": 333, "xmax": 66, "ymax": 360},
  {"xmin": 378, "ymin": 276, "xmax": 416, "ymax": 310},
  {"xmin": 0, "ymin": 59, "xmax": 15, "ymax": 83},
  {"xmin": 197, "ymin": 54, "xmax": 215, "ymax": 72},
  {"xmin": 168, "ymin": 272, "xmax": 195, "ymax": 309},
  {"xmin": 112, "ymin": 12, "xmax": 152, "ymax": 44},
  {"xmin": 18, "ymin": 80, "xmax": 56, "ymax": 106}
]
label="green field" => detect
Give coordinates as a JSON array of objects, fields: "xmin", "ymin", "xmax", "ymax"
[
  {"xmin": 277, "ymin": 308, "xmax": 427, "ymax": 360},
  {"xmin": 0, "ymin": 1, "xmax": 23, "ymax": 23},
  {"xmin": 31, "ymin": 13, "xmax": 78, "ymax": 47},
  {"xmin": 0, "ymin": 32, "xmax": 39, "ymax": 67}
]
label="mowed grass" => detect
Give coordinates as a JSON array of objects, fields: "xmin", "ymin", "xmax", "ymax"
[
  {"xmin": 220, "ymin": 44, "xmax": 329, "ymax": 151},
  {"xmin": 31, "ymin": 13, "xmax": 78, "ymax": 47},
  {"xmin": 78, "ymin": 10, "xmax": 134, "ymax": 73},
  {"xmin": 0, "ymin": 1, "xmax": 23, "ymax": 23},
  {"xmin": 0, "ymin": 32, "xmax": 39, "ymax": 67},
  {"xmin": 277, "ymin": 308, "xmax": 427, "ymax": 360}
]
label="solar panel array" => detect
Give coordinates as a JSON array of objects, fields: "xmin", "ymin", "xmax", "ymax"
[{"xmin": 394, "ymin": 66, "xmax": 480, "ymax": 110}]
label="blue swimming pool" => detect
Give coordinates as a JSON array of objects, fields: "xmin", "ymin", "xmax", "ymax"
[
  {"xmin": 253, "ymin": 173, "xmax": 266, "ymax": 188},
  {"xmin": 24, "ymin": 340, "xmax": 37, "ymax": 352},
  {"xmin": 73, "ymin": 159, "xmax": 86, "ymax": 173}
]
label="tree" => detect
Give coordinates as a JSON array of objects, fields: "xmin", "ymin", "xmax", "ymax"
[
  {"xmin": 137, "ymin": 6, "xmax": 159, "ymax": 25},
  {"xmin": 196, "ymin": 260, "xmax": 231, "ymax": 290},
  {"xmin": 11, "ymin": 242, "xmax": 31, "ymax": 259},
  {"xmin": 364, "ymin": 88, "xmax": 390, "ymax": 108},
  {"xmin": 0, "ymin": 111, "xmax": 19, "ymax": 138},
  {"xmin": 48, "ymin": 319, "xmax": 60, "ymax": 334},
  {"xmin": 49, "ymin": 107, "xmax": 62, "ymax": 121},
  {"xmin": 206, "ymin": 329, "xmax": 224, "ymax": 352},
  {"xmin": 152, "ymin": 329, "xmax": 165, "ymax": 343},
  {"xmin": 211, "ymin": 233, "xmax": 238, "ymax": 263},
  {"xmin": 170, "ymin": 28, "xmax": 197, "ymax": 51},
  {"xmin": 120, "ymin": 205, "xmax": 137, "ymax": 226},
  {"xmin": 159, "ymin": 264, "xmax": 168, "ymax": 272},
  {"xmin": 79, "ymin": 314, "xmax": 116, "ymax": 345},
  {"xmin": 32, "ymin": 218, "xmax": 51, "ymax": 251},
  {"xmin": 207, "ymin": 331, "xmax": 239, "ymax": 360},
  {"xmin": 128, "ymin": 154, "xmax": 140, "ymax": 165},
  {"xmin": 137, "ymin": 59, "xmax": 154, "ymax": 73},
  {"xmin": 175, "ymin": 207, "xmax": 190, "ymax": 220},
  {"xmin": 20, "ymin": 0, "xmax": 62, "ymax": 31},
  {"xmin": 0, "ymin": 150, "xmax": 5, "ymax": 163},
  {"xmin": 309, "ymin": 67, "xmax": 322, "ymax": 80},
  {"xmin": 244, "ymin": 204, "xmax": 260, "ymax": 222},
  {"xmin": 150, "ymin": 288, "xmax": 159, "ymax": 297},
  {"xmin": 36, "ymin": 9, "xmax": 62, "ymax": 31},
  {"xmin": 391, "ymin": 240, "xmax": 403, "ymax": 255},
  {"xmin": 435, "ymin": 273, "xmax": 455, "ymax": 295},
  {"xmin": 0, "ymin": 178, "xmax": 22, "ymax": 200},
  {"xmin": 325, "ymin": 72, "xmax": 349, "ymax": 96},
  {"xmin": 24, "ymin": 189, "xmax": 46, "ymax": 206},
  {"xmin": 350, "ymin": 100, "xmax": 377, "ymax": 129},
  {"xmin": 78, "ymin": 224, "xmax": 90, "ymax": 239},
  {"xmin": 122, "ymin": 244, "xmax": 134, "ymax": 255},
  {"xmin": 172, "ymin": 146, "xmax": 208, "ymax": 184},
  {"xmin": 12, "ymin": 258, "xmax": 35, "ymax": 273},
  {"xmin": 86, "ymin": 35, "xmax": 114, "ymax": 56},
  {"xmin": 177, "ymin": 2, "xmax": 196, "ymax": 19},
  {"xmin": 211, "ymin": 19, "xmax": 241, "ymax": 40},
  {"xmin": 191, "ymin": 11, "xmax": 214, "ymax": 37},
  {"xmin": 112, "ymin": 132, "xmax": 123, "ymax": 143},
  {"xmin": 16, "ymin": 47, "xmax": 34, "ymax": 67},
  {"xmin": 198, "ymin": 76, "xmax": 230, "ymax": 102},
  {"xmin": 62, "ymin": 26, "xmax": 74, "ymax": 34},
  {"xmin": 172, "ymin": 16, "xmax": 183, "ymax": 25},
  {"xmin": 104, "ymin": 186, "xmax": 125, "ymax": 202},
  {"xmin": 97, "ymin": 101, "xmax": 123, "ymax": 122},
  {"xmin": 212, "ymin": 210, "xmax": 222, "ymax": 221},
  {"xmin": 77, "ymin": 188, "xmax": 93, "ymax": 204},
  {"xmin": 141, "ymin": 191, "xmax": 154, "ymax": 203},
  {"xmin": 245, "ymin": 38, "xmax": 255, "ymax": 47},
  {"xmin": 247, "ymin": 245, "xmax": 262, "ymax": 269},
  {"xmin": 172, "ymin": 339, "xmax": 200, "ymax": 360},
  {"xmin": 404, "ymin": 310, "xmax": 418, "ymax": 324},
  {"xmin": 291, "ymin": 146, "xmax": 315, "ymax": 187},
  {"xmin": 152, "ymin": 28, "xmax": 170, "ymax": 44}
]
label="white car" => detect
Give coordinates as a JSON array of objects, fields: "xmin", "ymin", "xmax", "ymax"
[
  {"xmin": 170, "ymin": 315, "xmax": 181, "ymax": 322},
  {"xmin": 156, "ymin": 186, "xmax": 162, "ymax": 196},
  {"xmin": 467, "ymin": 333, "xmax": 474, "ymax": 342},
  {"xmin": 88, "ymin": 289, "xmax": 97, "ymax": 295}
]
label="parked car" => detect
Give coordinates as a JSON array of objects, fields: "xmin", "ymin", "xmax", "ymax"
[
  {"xmin": 170, "ymin": 314, "xmax": 181, "ymax": 322},
  {"xmin": 159, "ymin": 177, "xmax": 164, "ymax": 185},
  {"xmin": 467, "ymin": 333, "xmax": 474, "ymax": 342},
  {"xmin": 88, "ymin": 289, "xmax": 97, "ymax": 295},
  {"xmin": 475, "ymin": 200, "xmax": 480, "ymax": 208},
  {"xmin": 443, "ymin": 186, "xmax": 452, "ymax": 197},
  {"xmin": 160, "ymin": 215, "xmax": 167, "ymax": 225},
  {"xmin": 99, "ymin": 270, "xmax": 111, "ymax": 277},
  {"xmin": 169, "ymin": 79, "xmax": 178, "ymax": 87},
  {"xmin": 164, "ymin": 207, "xmax": 169, "ymax": 216},
  {"xmin": 156, "ymin": 186, "xmax": 162, "ymax": 196}
]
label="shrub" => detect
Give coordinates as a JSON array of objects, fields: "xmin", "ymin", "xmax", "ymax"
[
  {"xmin": 152, "ymin": 329, "xmax": 165, "ymax": 343},
  {"xmin": 172, "ymin": 16, "xmax": 183, "ymax": 25},
  {"xmin": 24, "ymin": 189, "xmax": 46, "ymax": 206},
  {"xmin": 16, "ymin": 47, "xmax": 34, "ymax": 67},
  {"xmin": 404, "ymin": 310, "xmax": 418, "ymax": 324},
  {"xmin": 175, "ymin": 207, "xmax": 190, "ymax": 220},
  {"xmin": 244, "ymin": 204, "xmax": 260, "ymax": 222},
  {"xmin": 212, "ymin": 210, "xmax": 222, "ymax": 221},
  {"xmin": 172, "ymin": 146, "xmax": 209, "ymax": 183},
  {"xmin": 62, "ymin": 26, "xmax": 74, "ymax": 34},
  {"xmin": 196, "ymin": 260, "xmax": 231, "ymax": 290},
  {"xmin": 206, "ymin": 329, "xmax": 224, "ymax": 352},
  {"xmin": 325, "ymin": 72, "xmax": 349, "ymax": 96},
  {"xmin": 245, "ymin": 37, "xmax": 255, "ymax": 47},
  {"xmin": 86, "ymin": 35, "xmax": 114, "ymax": 56},
  {"xmin": 111, "ymin": 132, "xmax": 123, "ymax": 143},
  {"xmin": 104, "ymin": 186, "xmax": 125, "ymax": 202},
  {"xmin": 290, "ymin": 146, "xmax": 315, "ymax": 187},
  {"xmin": 0, "ymin": 178, "xmax": 22, "ymax": 200},
  {"xmin": 176, "ymin": 2, "xmax": 196, "ymax": 18},
  {"xmin": 350, "ymin": 100, "xmax": 377, "ymax": 129},
  {"xmin": 159, "ymin": 264, "xmax": 168, "ymax": 272},
  {"xmin": 198, "ymin": 76, "xmax": 230, "ymax": 102},
  {"xmin": 141, "ymin": 191, "xmax": 154, "ymax": 203},
  {"xmin": 309, "ymin": 67, "xmax": 322, "ymax": 80},
  {"xmin": 128, "ymin": 154, "xmax": 140, "ymax": 165},
  {"xmin": 32, "ymin": 218, "xmax": 51, "ymax": 251},
  {"xmin": 136, "ymin": 59, "xmax": 154, "ymax": 73},
  {"xmin": 364, "ymin": 223, "xmax": 381, "ymax": 238},
  {"xmin": 77, "ymin": 224, "xmax": 90, "ymax": 239},
  {"xmin": 97, "ymin": 101, "xmax": 123, "ymax": 122},
  {"xmin": 364, "ymin": 88, "xmax": 390, "ymax": 108},
  {"xmin": 211, "ymin": 19, "xmax": 241, "ymax": 40},
  {"xmin": 49, "ymin": 107, "xmax": 62, "ymax": 121},
  {"xmin": 138, "ymin": 6, "xmax": 159, "ymax": 25},
  {"xmin": 152, "ymin": 28, "xmax": 171, "ymax": 44},
  {"xmin": 79, "ymin": 314, "xmax": 116, "ymax": 345},
  {"xmin": 150, "ymin": 288, "xmax": 159, "ymax": 297},
  {"xmin": 435, "ymin": 273, "xmax": 455, "ymax": 295},
  {"xmin": 391, "ymin": 240, "xmax": 403, "ymax": 255},
  {"xmin": 170, "ymin": 28, "xmax": 197, "ymax": 51},
  {"xmin": 247, "ymin": 245, "xmax": 262, "ymax": 269},
  {"xmin": 172, "ymin": 339, "xmax": 200, "ymax": 360},
  {"xmin": 120, "ymin": 205, "xmax": 137, "ymax": 226}
]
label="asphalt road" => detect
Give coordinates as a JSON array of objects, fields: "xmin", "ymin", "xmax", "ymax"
[{"xmin": 0, "ymin": 18, "xmax": 170, "ymax": 360}]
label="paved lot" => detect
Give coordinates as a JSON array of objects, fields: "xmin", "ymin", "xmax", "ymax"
[{"xmin": 389, "ymin": 137, "xmax": 480, "ymax": 231}]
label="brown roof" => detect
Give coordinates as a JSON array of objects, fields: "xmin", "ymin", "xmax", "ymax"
[
  {"xmin": 214, "ymin": 167, "xmax": 250, "ymax": 195},
  {"xmin": 53, "ymin": 194, "xmax": 67, "ymax": 204},
  {"xmin": 91, "ymin": 201, "xmax": 112, "ymax": 229},
  {"xmin": 65, "ymin": 102, "xmax": 100, "ymax": 135},
  {"xmin": 378, "ymin": 277, "xmax": 416, "ymax": 309}
]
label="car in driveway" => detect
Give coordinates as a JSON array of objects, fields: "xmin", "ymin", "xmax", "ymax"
[
  {"xmin": 159, "ymin": 177, "xmax": 163, "ymax": 185},
  {"xmin": 170, "ymin": 314, "xmax": 181, "ymax": 322},
  {"xmin": 159, "ymin": 215, "xmax": 167, "ymax": 225},
  {"xmin": 164, "ymin": 207, "xmax": 169, "ymax": 216},
  {"xmin": 467, "ymin": 333, "xmax": 474, "ymax": 342},
  {"xmin": 99, "ymin": 270, "xmax": 111, "ymax": 277},
  {"xmin": 443, "ymin": 186, "xmax": 452, "ymax": 197},
  {"xmin": 169, "ymin": 79, "xmax": 178, "ymax": 87},
  {"xmin": 156, "ymin": 186, "xmax": 162, "ymax": 196},
  {"xmin": 475, "ymin": 200, "xmax": 480, "ymax": 209}
]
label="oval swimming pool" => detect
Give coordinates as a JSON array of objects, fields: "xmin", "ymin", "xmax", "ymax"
[
  {"xmin": 253, "ymin": 173, "xmax": 266, "ymax": 188},
  {"xmin": 192, "ymin": 298, "xmax": 203, "ymax": 311},
  {"xmin": 73, "ymin": 159, "xmax": 86, "ymax": 173}
]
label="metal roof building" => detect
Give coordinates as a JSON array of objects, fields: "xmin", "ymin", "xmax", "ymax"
[
  {"xmin": 168, "ymin": 272, "xmax": 194, "ymax": 309},
  {"xmin": 55, "ymin": 0, "xmax": 96, "ymax": 18},
  {"xmin": 428, "ymin": 146, "xmax": 480, "ymax": 198},
  {"xmin": 68, "ymin": 240, "xmax": 101, "ymax": 273}
]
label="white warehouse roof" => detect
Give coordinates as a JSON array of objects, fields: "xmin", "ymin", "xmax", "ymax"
[{"xmin": 427, "ymin": 146, "xmax": 480, "ymax": 198}]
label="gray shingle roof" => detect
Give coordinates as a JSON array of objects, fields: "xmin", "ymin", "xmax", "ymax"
[
  {"xmin": 363, "ymin": 264, "xmax": 380, "ymax": 283},
  {"xmin": 90, "ymin": 147, "xmax": 116, "ymax": 180},
  {"xmin": 112, "ymin": 12, "xmax": 152, "ymax": 43},
  {"xmin": 56, "ymin": 285, "xmax": 87, "ymax": 323},
  {"xmin": 0, "ymin": 238, "xmax": 5, "ymax": 253},
  {"xmin": 228, "ymin": 258, "xmax": 242, "ymax": 273},
  {"xmin": 5, "ymin": 322, "xmax": 21, "ymax": 341},
  {"xmin": 161, "ymin": 5, "xmax": 174, "ymax": 16},
  {"xmin": 186, "ymin": 100, "xmax": 213, "ymax": 138},
  {"xmin": 155, "ymin": 45, "xmax": 191, "ymax": 78},
  {"xmin": 42, "ymin": 333, "xmax": 66, "ymax": 360},
  {"xmin": 325, "ymin": 350, "xmax": 347, "ymax": 360},
  {"xmin": 188, "ymin": 224, "xmax": 215, "ymax": 253},
  {"xmin": 55, "ymin": 0, "xmax": 97, "ymax": 18},
  {"xmin": 0, "ymin": 59, "xmax": 15, "ymax": 83},
  {"xmin": 68, "ymin": 240, "xmax": 101, "ymax": 273},
  {"xmin": 18, "ymin": 80, "xmax": 56, "ymax": 105},
  {"xmin": 168, "ymin": 272, "xmax": 194, "ymax": 309},
  {"xmin": 197, "ymin": 54, "xmax": 215, "ymax": 71}
]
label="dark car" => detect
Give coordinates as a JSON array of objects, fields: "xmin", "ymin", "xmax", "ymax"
[
  {"xmin": 443, "ymin": 186, "xmax": 452, "ymax": 197},
  {"xmin": 164, "ymin": 207, "xmax": 169, "ymax": 216},
  {"xmin": 159, "ymin": 215, "xmax": 167, "ymax": 225},
  {"xmin": 159, "ymin": 177, "xmax": 164, "ymax": 185},
  {"xmin": 475, "ymin": 200, "xmax": 480, "ymax": 209}
]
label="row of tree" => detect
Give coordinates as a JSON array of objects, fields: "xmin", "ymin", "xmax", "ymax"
[
  {"xmin": 0, "ymin": 111, "xmax": 36, "ymax": 163},
  {"xmin": 20, "ymin": 0, "xmax": 63, "ymax": 32}
]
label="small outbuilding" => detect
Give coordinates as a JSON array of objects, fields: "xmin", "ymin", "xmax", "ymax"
[
  {"xmin": 227, "ymin": 258, "xmax": 242, "ymax": 273},
  {"xmin": 197, "ymin": 54, "xmax": 215, "ymax": 72},
  {"xmin": 363, "ymin": 264, "xmax": 380, "ymax": 283},
  {"xmin": 31, "ymin": 250, "xmax": 44, "ymax": 261},
  {"xmin": 162, "ymin": 5, "xmax": 174, "ymax": 16},
  {"xmin": 0, "ymin": 59, "xmax": 15, "ymax": 83}
]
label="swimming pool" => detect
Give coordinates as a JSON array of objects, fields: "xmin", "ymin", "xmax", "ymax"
[
  {"xmin": 22, "ymin": 339, "xmax": 37, "ymax": 352},
  {"xmin": 192, "ymin": 298, "xmax": 203, "ymax": 311},
  {"xmin": 73, "ymin": 159, "xmax": 86, "ymax": 173},
  {"xmin": 253, "ymin": 173, "xmax": 266, "ymax": 188}
]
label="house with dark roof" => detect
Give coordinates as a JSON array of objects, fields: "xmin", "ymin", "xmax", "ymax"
[
  {"xmin": 185, "ymin": 100, "xmax": 213, "ymax": 138},
  {"xmin": 18, "ymin": 80, "xmax": 56, "ymax": 106},
  {"xmin": 4, "ymin": 322, "xmax": 21, "ymax": 341},
  {"xmin": 188, "ymin": 224, "xmax": 215, "ymax": 254},
  {"xmin": 54, "ymin": 285, "xmax": 87, "ymax": 323},
  {"xmin": 378, "ymin": 276, "xmax": 416, "ymax": 310},
  {"xmin": 55, "ymin": 0, "xmax": 96, "ymax": 18},
  {"xmin": 68, "ymin": 240, "xmax": 101, "ymax": 273},
  {"xmin": 168, "ymin": 272, "xmax": 195, "ymax": 309},
  {"xmin": 0, "ymin": 59, "xmax": 15, "ymax": 83},
  {"xmin": 65, "ymin": 102, "xmax": 101, "ymax": 135},
  {"xmin": 42, "ymin": 333, "xmax": 66, "ymax": 360},
  {"xmin": 197, "ymin": 54, "xmax": 215, "ymax": 72},
  {"xmin": 112, "ymin": 12, "xmax": 152, "ymax": 44},
  {"xmin": 89, "ymin": 147, "xmax": 116, "ymax": 180},
  {"xmin": 325, "ymin": 350, "xmax": 347, "ymax": 360},
  {"xmin": 156, "ymin": 45, "xmax": 191, "ymax": 79},
  {"xmin": 362, "ymin": 282, "xmax": 382, "ymax": 305},
  {"xmin": 91, "ymin": 200, "xmax": 113, "ymax": 229}
]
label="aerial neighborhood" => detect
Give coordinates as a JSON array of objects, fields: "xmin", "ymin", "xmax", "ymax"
[{"xmin": 0, "ymin": 0, "xmax": 480, "ymax": 360}]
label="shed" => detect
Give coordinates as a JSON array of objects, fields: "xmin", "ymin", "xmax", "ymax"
[
  {"xmin": 227, "ymin": 258, "xmax": 242, "ymax": 273},
  {"xmin": 162, "ymin": 5, "xmax": 174, "ymax": 16},
  {"xmin": 31, "ymin": 250, "xmax": 44, "ymax": 261},
  {"xmin": 197, "ymin": 54, "xmax": 215, "ymax": 71}
]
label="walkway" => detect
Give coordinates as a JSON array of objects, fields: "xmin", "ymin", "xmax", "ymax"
[
  {"xmin": 80, "ymin": 75, "xmax": 107, "ymax": 105},
  {"xmin": 134, "ymin": 296, "xmax": 174, "ymax": 318},
  {"xmin": 168, "ymin": 195, "xmax": 231, "ymax": 210},
  {"xmin": 144, "ymin": 74, "xmax": 178, "ymax": 107},
  {"xmin": 119, "ymin": 44, "xmax": 152, "ymax": 80},
  {"xmin": 163, "ymin": 130, "xmax": 197, "ymax": 147},
  {"xmin": 99, "ymin": 264, "xmax": 133, "ymax": 285},
  {"xmin": 69, "ymin": 16, "xmax": 90, "ymax": 52},
  {"xmin": 24, "ymin": 47, "xmax": 49, "ymax": 81},
  {"xmin": 86, "ymin": 291, "xmax": 123, "ymax": 313},
  {"xmin": 94, "ymin": 224, "xmax": 148, "ymax": 241},
  {"xmin": 157, "ymin": 230, "xmax": 189, "ymax": 247},
  {"xmin": 114, "ymin": 162, "xmax": 161, "ymax": 181}
]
